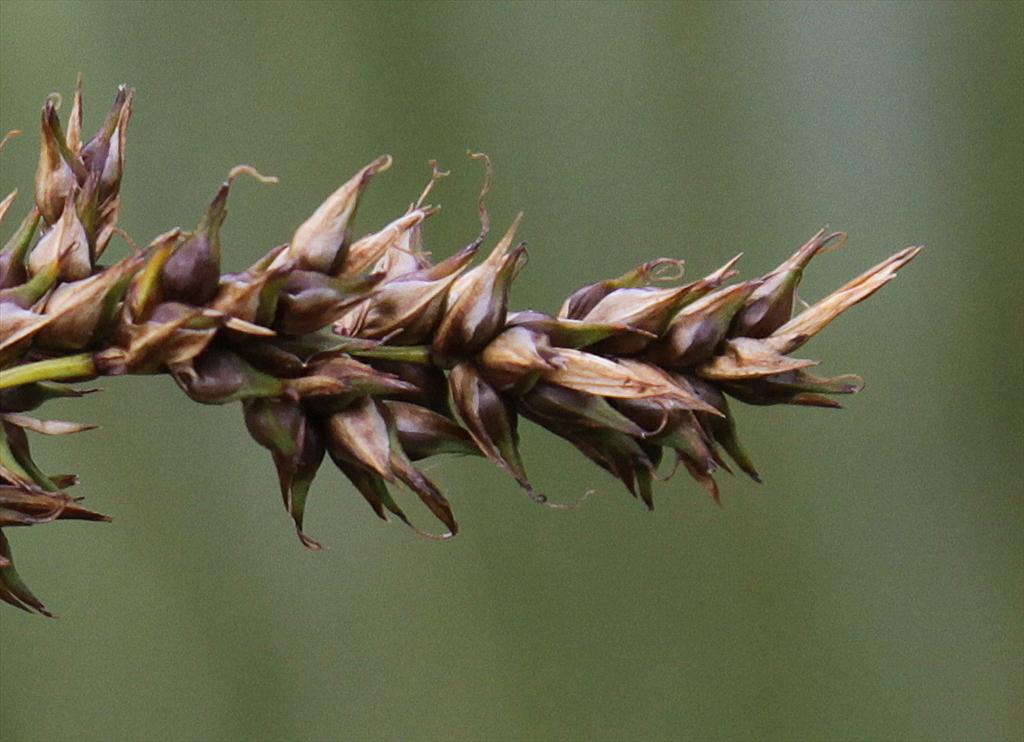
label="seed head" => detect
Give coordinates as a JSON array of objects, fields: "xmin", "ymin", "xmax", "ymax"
[{"xmin": 0, "ymin": 81, "xmax": 923, "ymax": 615}]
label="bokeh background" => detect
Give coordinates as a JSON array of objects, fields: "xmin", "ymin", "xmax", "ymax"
[{"xmin": 1, "ymin": 2, "xmax": 1021, "ymax": 741}]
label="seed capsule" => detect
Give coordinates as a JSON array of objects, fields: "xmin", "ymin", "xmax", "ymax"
[
  {"xmin": 326, "ymin": 397, "xmax": 457, "ymax": 534},
  {"xmin": 520, "ymin": 382, "xmax": 648, "ymax": 438},
  {"xmin": 719, "ymin": 369, "xmax": 865, "ymax": 409},
  {"xmin": 559, "ymin": 257, "xmax": 685, "ymax": 321},
  {"xmin": 161, "ymin": 166, "xmax": 276, "ymax": 306},
  {"xmin": 645, "ymin": 279, "xmax": 762, "ymax": 368},
  {"xmin": 34, "ymin": 99, "xmax": 80, "ymax": 225},
  {"xmin": 449, "ymin": 361, "xmax": 537, "ymax": 499},
  {"xmin": 243, "ymin": 397, "xmax": 325, "ymax": 548},
  {"xmin": 286, "ymin": 156, "xmax": 391, "ymax": 273},
  {"xmin": 171, "ymin": 348, "xmax": 284, "ymax": 404},
  {"xmin": 731, "ymin": 228, "xmax": 845, "ymax": 338},
  {"xmin": 28, "ymin": 193, "xmax": 90, "ymax": 281},
  {"xmin": 384, "ymin": 400, "xmax": 479, "ymax": 460},
  {"xmin": 37, "ymin": 254, "xmax": 144, "ymax": 349},
  {"xmin": 432, "ymin": 216, "xmax": 526, "ymax": 360},
  {"xmin": 477, "ymin": 326, "xmax": 558, "ymax": 393},
  {"xmin": 506, "ymin": 310, "xmax": 655, "ymax": 350},
  {"xmin": 766, "ymin": 247, "xmax": 922, "ymax": 354},
  {"xmin": 682, "ymin": 374, "xmax": 760, "ymax": 482},
  {"xmin": 336, "ymin": 208, "xmax": 433, "ymax": 280},
  {"xmin": 333, "ymin": 241, "xmax": 476, "ymax": 344},
  {"xmin": 276, "ymin": 270, "xmax": 383, "ymax": 335}
]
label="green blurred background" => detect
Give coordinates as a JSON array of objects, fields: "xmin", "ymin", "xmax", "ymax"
[{"xmin": 1, "ymin": 2, "xmax": 1021, "ymax": 740}]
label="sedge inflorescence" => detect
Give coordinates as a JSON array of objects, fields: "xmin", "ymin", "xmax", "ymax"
[{"xmin": 0, "ymin": 82, "xmax": 920, "ymax": 616}]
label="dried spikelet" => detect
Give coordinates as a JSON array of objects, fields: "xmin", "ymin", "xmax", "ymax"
[{"xmin": 0, "ymin": 81, "xmax": 921, "ymax": 616}]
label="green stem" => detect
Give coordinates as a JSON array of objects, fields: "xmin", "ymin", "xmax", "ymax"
[
  {"xmin": 348, "ymin": 345, "xmax": 433, "ymax": 364},
  {"xmin": 0, "ymin": 353, "xmax": 98, "ymax": 390}
]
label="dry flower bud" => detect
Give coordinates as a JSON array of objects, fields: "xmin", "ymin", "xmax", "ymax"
[
  {"xmin": 286, "ymin": 419, "xmax": 325, "ymax": 548},
  {"xmin": 325, "ymin": 397, "xmax": 394, "ymax": 480},
  {"xmin": 477, "ymin": 326, "xmax": 558, "ymax": 393},
  {"xmin": 303, "ymin": 354, "xmax": 417, "ymax": 402},
  {"xmin": 243, "ymin": 396, "xmax": 325, "ymax": 549},
  {"xmin": 366, "ymin": 360, "xmax": 451, "ymax": 416},
  {"xmin": 37, "ymin": 254, "xmax": 144, "ymax": 349},
  {"xmin": 286, "ymin": 156, "xmax": 392, "ymax": 273},
  {"xmin": 383, "ymin": 400, "xmax": 479, "ymax": 460},
  {"xmin": 1, "ymin": 417, "xmax": 70, "ymax": 491},
  {"xmin": 333, "ymin": 456, "xmax": 442, "ymax": 538},
  {"xmin": 766, "ymin": 246, "xmax": 922, "ymax": 354},
  {"xmin": 696, "ymin": 336, "xmax": 818, "ymax": 381},
  {"xmin": 336, "ymin": 207, "xmax": 433, "ymax": 280},
  {"xmin": 718, "ymin": 368, "xmax": 864, "ymax": 409},
  {"xmin": 170, "ymin": 348, "xmax": 284, "ymax": 404},
  {"xmin": 0, "ymin": 488, "xmax": 107, "ymax": 616},
  {"xmin": 333, "ymin": 241, "xmax": 475, "ymax": 343},
  {"xmin": 449, "ymin": 361, "xmax": 536, "ymax": 498},
  {"xmin": 386, "ymin": 446, "xmax": 458, "ymax": 535},
  {"xmin": 542, "ymin": 349, "xmax": 718, "ymax": 413},
  {"xmin": 79, "ymin": 85, "xmax": 129, "ymax": 180},
  {"xmin": 1, "ymin": 530, "xmax": 50, "ymax": 615},
  {"xmin": 325, "ymin": 397, "xmax": 462, "ymax": 534},
  {"xmin": 330, "ymin": 459, "xmax": 390, "ymax": 521},
  {"xmin": 94, "ymin": 86, "xmax": 133, "ymax": 202},
  {"xmin": 210, "ymin": 256, "xmax": 291, "ymax": 329},
  {"xmin": 612, "ymin": 394, "xmax": 719, "ymax": 488},
  {"xmin": 0, "ymin": 306, "xmax": 55, "ymax": 366},
  {"xmin": 506, "ymin": 310, "xmax": 655, "ymax": 349},
  {"xmin": 90, "ymin": 95, "xmax": 132, "ymax": 259},
  {"xmin": 433, "ymin": 215, "xmax": 526, "ymax": 359},
  {"xmin": 0, "ymin": 484, "xmax": 107, "ymax": 526},
  {"xmin": 533, "ymin": 418, "xmax": 659, "ymax": 509},
  {"xmin": 276, "ymin": 270, "xmax": 383, "ymax": 335},
  {"xmin": 123, "ymin": 229, "xmax": 182, "ymax": 322},
  {"xmin": 372, "ymin": 201, "xmax": 434, "ymax": 280},
  {"xmin": 0, "ymin": 253, "xmax": 61, "ymax": 309},
  {"xmin": 65, "ymin": 75, "xmax": 84, "ymax": 157},
  {"xmin": 160, "ymin": 184, "xmax": 231, "ymax": 305},
  {"xmin": 520, "ymin": 382, "xmax": 648, "ymax": 438},
  {"xmin": 731, "ymin": 228, "xmax": 845, "ymax": 338},
  {"xmin": 576, "ymin": 284, "xmax": 700, "ymax": 354},
  {"xmin": 559, "ymin": 257, "xmax": 686, "ymax": 320},
  {"xmin": 682, "ymin": 374, "xmax": 760, "ymax": 482},
  {"xmin": 28, "ymin": 193, "xmax": 90, "ymax": 281},
  {"xmin": 2, "ymin": 414, "xmax": 96, "ymax": 437},
  {"xmin": 645, "ymin": 279, "xmax": 762, "ymax": 368},
  {"xmin": 34, "ymin": 100, "xmax": 79, "ymax": 225},
  {"xmin": 380, "ymin": 160, "xmax": 449, "ymax": 277},
  {"xmin": 161, "ymin": 166, "xmax": 276, "ymax": 305},
  {"xmin": 233, "ymin": 339, "xmax": 307, "ymax": 379},
  {"xmin": 98, "ymin": 301, "xmax": 215, "ymax": 375}
]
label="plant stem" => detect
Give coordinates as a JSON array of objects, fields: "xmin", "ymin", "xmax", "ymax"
[
  {"xmin": 0, "ymin": 353, "xmax": 97, "ymax": 390},
  {"xmin": 348, "ymin": 345, "xmax": 432, "ymax": 364}
]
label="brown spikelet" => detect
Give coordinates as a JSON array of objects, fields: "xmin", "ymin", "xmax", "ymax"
[{"xmin": 0, "ymin": 81, "xmax": 921, "ymax": 615}]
